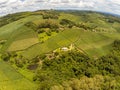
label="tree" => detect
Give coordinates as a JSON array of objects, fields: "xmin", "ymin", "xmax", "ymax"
[{"xmin": 1, "ymin": 53, "xmax": 10, "ymax": 62}]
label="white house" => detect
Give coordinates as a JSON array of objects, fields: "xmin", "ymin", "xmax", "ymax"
[{"xmin": 61, "ymin": 47, "xmax": 69, "ymax": 51}]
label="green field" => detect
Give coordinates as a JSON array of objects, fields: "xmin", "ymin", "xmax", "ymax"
[
  {"xmin": 0, "ymin": 11, "xmax": 120, "ymax": 57},
  {"xmin": 22, "ymin": 29, "xmax": 80, "ymax": 59},
  {"xmin": 22, "ymin": 28, "xmax": 120, "ymax": 59},
  {"xmin": 0, "ymin": 16, "xmax": 41, "ymax": 53},
  {"xmin": 0, "ymin": 10, "xmax": 120, "ymax": 90},
  {"xmin": 0, "ymin": 15, "xmax": 42, "ymax": 40},
  {"xmin": 0, "ymin": 60, "xmax": 37, "ymax": 90}
]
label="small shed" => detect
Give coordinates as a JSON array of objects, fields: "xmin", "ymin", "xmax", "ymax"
[{"xmin": 61, "ymin": 47, "xmax": 68, "ymax": 51}]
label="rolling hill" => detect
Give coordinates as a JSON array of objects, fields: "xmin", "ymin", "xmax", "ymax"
[
  {"xmin": 0, "ymin": 10, "xmax": 120, "ymax": 90},
  {"xmin": 0, "ymin": 10, "xmax": 120, "ymax": 58},
  {"xmin": 0, "ymin": 11, "xmax": 120, "ymax": 58}
]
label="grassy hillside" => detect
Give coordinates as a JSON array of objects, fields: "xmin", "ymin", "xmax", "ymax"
[
  {"xmin": 1, "ymin": 26, "xmax": 39, "ymax": 52},
  {"xmin": 0, "ymin": 59, "xmax": 37, "ymax": 90},
  {"xmin": 22, "ymin": 28, "xmax": 120, "ymax": 59},
  {"xmin": 0, "ymin": 10, "xmax": 120, "ymax": 90},
  {"xmin": 0, "ymin": 11, "xmax": 120, "ymax": 57}
]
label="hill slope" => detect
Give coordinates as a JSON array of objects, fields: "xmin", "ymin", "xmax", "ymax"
[
  {"xmin": 0, "ymin": 59, "xmax": 37, "ymax": 90},
  {"xmin": 0, "ymin": 10, "xmax": 120, "ymax": 58},
  {"xmin": 0, "ymin": 10, "xmax": 120, "ymax": 90}
]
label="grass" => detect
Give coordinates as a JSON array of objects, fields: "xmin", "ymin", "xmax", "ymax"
[
  {"xmin": 0, "ymin": 15, "xmax": 42, "ymax": 53},
  {"xmin": 22, "ymin": 28, "xmax": 120, "ymax": 59},
  {"xmin": 0, "ymin": 15, "xmax": 42, "ymax": 40},
  {"xmin": 0, "ymin": 10, "xmax": 120, "ymax": 89},
  {"xmin": 22, "ymin": 28, "xmax": 80, "ymax": 59},
  {"xmin": 1, "ymin": 26, "xmax": 39, "ymax": 52},
  {"xmin": 0, "ymin": 78, "xmax": 36, "ymax": 90},
  {"xmin": 59, "ymin": 13, "xmax": 81, "ymax": 23},
  {"xmin": 18, "ymin": 68, "xmax": 35, "ymax": 81},
  {"xmin": 8, "ymin": 38, "xmax": 38, "ymax": 51},
  {"xmin": 0, "ymin": 11, "xmax": 120, "ymax": 56},
  {"xmin": 0, "ymin": 60, "xmax": 37, "ymax": 90},
  {"xmin": 38, "ymin": 32, "xmax": 58, "ymax": 42}
]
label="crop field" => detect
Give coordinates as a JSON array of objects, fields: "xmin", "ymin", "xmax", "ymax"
[
  {"xmin": 0, "ymin": 10, "xmax": 120, "ymax": 90},
  {"xmin": 8, "ymin": 38, "xmax": 39, "ymax": 51},
  {"xmin": 1, "ymin": 26, "xmax": 39, "ymax": 53},
  {"xmin": 22, "ymin": 28, "xmax": 120, "ymax": 59},
  {"xmin": 0, "ymin": 12, "xmax": 120, "ymax": 57},
  {"xmin": 74, "ymin": 31, "xmax": 115, "ymax": 57},
  {"xmin": 22, "ymin": 29, "xmax": 80, "ymax": 59},
  {"xmin": 0, "ymin": 15, "xmax": 42, "ymax": 40},
  {"xmin": 0, "ymin": 15, "xmax": 41, "ymax": 53},
  {"xmin": 59, "ymin": 13, "xmax": 81, "ymax": 23},
  {"xmin": 0, "ymin": 60, "xmax": 37, "ymax": 90}
]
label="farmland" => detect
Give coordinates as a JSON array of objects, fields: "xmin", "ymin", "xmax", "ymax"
[
  {"xmin": 0, "ymin": 59, "xmax": 37, "ymax": 90},
  {"xmin": 22, "ymin": 28, "xmax": 120, "ymax": 59},
  {"xmin": 0, "ymin": 11, "xmax": 120, "ymax": 57},
  {"xmin": 0, "ymin": 10, "xmax": 120, "ymax": 90}
]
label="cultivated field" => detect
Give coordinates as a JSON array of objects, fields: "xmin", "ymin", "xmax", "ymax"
[
  {"xmin": 22, "ymin": 28, "xmax": 120, "ymax": 59},
  {"xmin": 0, "ymin": 10, "xmax": 120, "ymax": 90},
  {"xmin": 0, "ymin": 60, "xmax": 37, "ymax": 90},
  {"xmin": 0, "ymin": 26, "xmax": 39, "ymax": 53}
]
